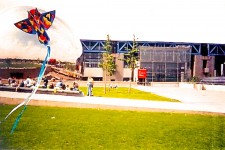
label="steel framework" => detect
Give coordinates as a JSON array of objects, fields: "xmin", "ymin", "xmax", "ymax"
[{"xmin": 81, "ymin": 39, "xmax": 225, "ymax": 55}]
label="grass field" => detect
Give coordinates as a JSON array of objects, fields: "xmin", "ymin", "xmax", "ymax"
[
  {"xmin": 1, "ymin": 105, "xmax": 225, "ymax": 149},
  {"xmin": 78, "ymin": 87, "xmax": 179, "ymax": 102}
]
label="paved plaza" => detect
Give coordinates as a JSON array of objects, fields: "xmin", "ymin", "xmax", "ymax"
[{"xmin": 0, "ymin": 86, "xmax": 225, "ymax": 114}]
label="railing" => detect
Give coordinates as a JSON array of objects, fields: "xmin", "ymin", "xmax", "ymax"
[{"xmin": 200, "ymin": 77, "xmax": 225, "ymax": 85}]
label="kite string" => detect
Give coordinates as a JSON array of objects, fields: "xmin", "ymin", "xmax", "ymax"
[{"xmin": 2, "ymin": 45, "xmax": 51, "ymax": 134}]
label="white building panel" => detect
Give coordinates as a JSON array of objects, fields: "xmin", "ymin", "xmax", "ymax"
[{"xmin": 84, "ymin": 68, "xmax": 103, "ymax": 77}]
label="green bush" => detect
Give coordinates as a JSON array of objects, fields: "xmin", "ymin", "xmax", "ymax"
[{"xmin": 190, "ymin": 76, "xmax": 200, "ymax": 82}]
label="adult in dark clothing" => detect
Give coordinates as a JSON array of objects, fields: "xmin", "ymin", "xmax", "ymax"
[{"xmin": 43, "ymin": 78, "xmax": 48, "ymax": 88}]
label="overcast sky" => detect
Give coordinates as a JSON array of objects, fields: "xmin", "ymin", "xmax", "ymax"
[{"xmin": 0, "ymin": 0, "xmax": 225, "ymax": 61}]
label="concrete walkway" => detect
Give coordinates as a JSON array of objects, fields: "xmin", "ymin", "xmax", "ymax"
[
  {"xmin": 133, "ymin": 86, "xmax": 225, "ymax": 113},
  {"xmin": 0, "ymin": 86, "xmax": 225, "ymax": 114}
]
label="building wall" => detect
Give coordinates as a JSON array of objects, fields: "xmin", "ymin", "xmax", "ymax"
[
  {"xmin": 193, "ymin": 55, "xmax": 203, "ymax": 78},
  {"xmin": 123, "ymin": 68, "xmax": 131, "ymax": 79},
  {"xmin": 83, "ymin": 53, "xmax": 127, "ymax": 81},
  {"xmin": 83, "ymin": 68, "xmax": 103, "ymax": 78},
  {"xmin": 104, "ymin": 53, "xmax": 125, "ymax": 81},
  {"xmin": 0, "ymin": 66, "xmax": 51, "ymax": 79},
  {"xmin": 193, "ymin": 55, "xmax": 215, "ymax": 79},
  {"xmin": 207, "ymin": 56, "xmax": 215, "ymax": 77},
  {"xmin": 112, "ymin": 53, "xmax": 124, "ymax": 81}
]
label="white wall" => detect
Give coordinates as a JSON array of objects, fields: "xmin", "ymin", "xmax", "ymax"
[
  {"xmin": 123, "ymin": 68, "xmax": 139, "ymax": 81},
  {"xmin": 179, "ymin": 83, "xmax": 195, "ymax": 89},
  {"xmin": 83, "ymin": 68, "xmax": 103, "ymax": 77},
  {"xmin": 203, "ymin": 84, "xmax": 225, "ymax": 92},
  {"xmin": 123, "ymin": 68, "xmax": 131, "ymax": 78}
]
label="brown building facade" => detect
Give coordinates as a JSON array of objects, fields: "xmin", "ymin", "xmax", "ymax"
[{"xmin": 193, "ymin": 55, "xmax": 215, "ymax": 79}]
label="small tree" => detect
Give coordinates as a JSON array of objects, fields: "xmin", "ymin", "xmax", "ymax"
[
  {"xmin": 99, "ymin": 35, "xmax": 117, "ymax": 93},
  {"xmin": 120, "ymin": 35, "xmax": 139, "ymax": 93}
]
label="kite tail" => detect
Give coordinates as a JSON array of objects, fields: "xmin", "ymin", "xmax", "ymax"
[
  {"xmin": 4, "ymin": 45, "xmax": 51, "ymax": 134},
  {"xmin": 10, "ymin": 106, "xmax": 27, "ymax": 134}
]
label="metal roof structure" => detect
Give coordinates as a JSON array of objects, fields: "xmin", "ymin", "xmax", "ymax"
[{"xmin": 81, "ymin": 39, "xmax": 225, "ymax": 56}]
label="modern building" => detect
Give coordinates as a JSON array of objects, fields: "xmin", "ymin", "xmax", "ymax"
[
  {"xmin": 80, "ymin": 39, "xmax": 225, "ymax": 82},
  {"xmin": 139, "ymin": 46, "xmax": 191, "ymax": 82},
  {"xmin": 1, "ymin": 40, "xmax": 224, "ymax": 82}
]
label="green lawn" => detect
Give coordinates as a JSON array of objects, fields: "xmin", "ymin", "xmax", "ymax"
[
  {"xmin": 79, "ymin": 87, "xmax": 179, "ymax": 102},
  {"xmin": 1, "ymin": 105, "xmax": 225, "ymax": 149}
]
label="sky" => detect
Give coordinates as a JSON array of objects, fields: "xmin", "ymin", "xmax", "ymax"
[{"xmin": 0, "ymin": 0, "xmax": 225, "ymax": 61}]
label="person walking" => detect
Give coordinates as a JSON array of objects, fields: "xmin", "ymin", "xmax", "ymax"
[{"xmin": 87, "ymin": 77, "xmax": 94, "ymax": 96}]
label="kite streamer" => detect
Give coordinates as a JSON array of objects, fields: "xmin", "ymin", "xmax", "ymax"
[
  {"xmin": 7, "ymin": 46, "xmax": 50, "ymax": 134},
  {"xmin": 2, "ymin": 8, "xmax": 55, "ymax": 134}
]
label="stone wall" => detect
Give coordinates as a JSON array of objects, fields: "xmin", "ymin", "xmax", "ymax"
[{"xmin": 0, "ymin": 66, "xmax": 51, "ymax": 79}]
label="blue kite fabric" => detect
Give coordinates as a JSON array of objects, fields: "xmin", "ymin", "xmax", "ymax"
[{"xmin": 2, "ymin": 8, "xmax": 55, "ymax": 134}]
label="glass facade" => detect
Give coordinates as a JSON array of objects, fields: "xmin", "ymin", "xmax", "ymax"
[
  {"xmin": 83, "ymin": 53, "xmax": 102, "ymax": 68},
  {"xmin": 140, "ymin": 46, "xmax": 191, "ymax": 82}
]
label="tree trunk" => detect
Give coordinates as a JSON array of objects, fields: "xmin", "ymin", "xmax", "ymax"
[
  {"xmin": 131, "ymin": 69, "xmax": 134, "ymax": 81},
  {"xmin": 128, "ymin": 68, "xmax": 133, "ymax": 93},
  {"xmin": 104, "ymin": 71, "xmax": 107, "ymax": 94},
  {"xmin": 108, "ymin": 76, "xmax": 111, "ymax": 92},
  {"xmin": 128, "ymin": 78, "xmax": 131, "ymax": 93}
]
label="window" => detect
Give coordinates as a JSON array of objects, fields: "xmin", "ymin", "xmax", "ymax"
[
  {"xmin": 140, "ymin": 47, "xmax": 191, "ymax": 82},
  {"xmin": 83, "ymin": 53, "xmax": 102, "ymax": 68}
]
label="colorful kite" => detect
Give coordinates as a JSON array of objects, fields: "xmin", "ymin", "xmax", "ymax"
[
  {"xmin": 3, "ymin": 8, "xmax": 55, "ymax": 134},
  {"xmin": 15, "ymin": 8, "xmax": 55, "ymax": 45}
]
